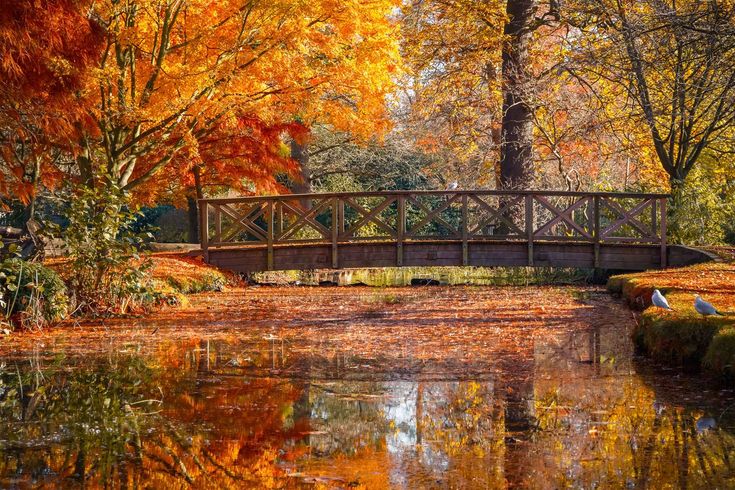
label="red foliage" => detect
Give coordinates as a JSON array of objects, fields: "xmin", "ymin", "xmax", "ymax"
[
  {"xmin": 134, "ymin": 114, "xmax": 308, "ymax": 205},
  {"xmin": 0, "ymin": 0, "xmax": 102, "ymax": 202}
]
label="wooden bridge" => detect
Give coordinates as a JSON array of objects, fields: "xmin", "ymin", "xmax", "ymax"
[{"xmin": 198, "ymin": 190, "xmax": 713, "ymax": 273}]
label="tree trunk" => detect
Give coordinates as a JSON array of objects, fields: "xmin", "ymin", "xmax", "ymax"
[
  {"xmin": 187, "ymin": 166, "xmax": 204, "ymax": 244},
  {"xmin": 290, "ymin": 139, "xmax": 312, "ymax": 210},
  {"xmin": 500, "ymin": 0, "xmax": 537, "ymax": 190},
  {"xmin": 290, "ymin": 139, "xmax": 312, "ymax": 194}
]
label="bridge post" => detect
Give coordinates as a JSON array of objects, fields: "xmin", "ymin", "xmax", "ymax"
[
  {"xmin": 267, "ymin": 199, "xmax": 274, "ymax": 270},
  {"xmin": 461, "ymin": 194, "xmax": 468, "ymax": 266},
  {"xmin": 331, "ymin": 197, "xmax": 339, "ymax": 268},
  {"xmin": 593, "ymin": 195, "xmax": 600, "ymax": 268},
  {"xmin": 397, "ymin": 195, "xmax": 405, "ymax": 267},
  {"xmin": 525, "ymin": 194, "xmax": 533, "ymax": 266},
  {"xmin": 660, "ymin": 198, "xmax": 667, "ymax": 268}
]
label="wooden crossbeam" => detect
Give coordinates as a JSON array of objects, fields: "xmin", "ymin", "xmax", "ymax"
[
  {"xmin": 533, "ymin": 196, "xmax": 593, "ymax": 239},
  {"xmin": 600, "ymin": 198, "xmax": 655, "ymax": 239},
  {"xmin": 218, "ymin": 203, "xmax": 268, "ymax": 243},
  {"xmin": 278, "ymin": 199, "xmax": 331, "ymax": 240},
  {"xmin": 468, "ymin": 195, "xmax": 524, "ymax": 236},
  {"xmin": 341, "ymin": 196, "xmax": 397, "ymax": 238},
  {"xmin": 405, "ymin": 194, "xmax": 462, "ymax": 237}
]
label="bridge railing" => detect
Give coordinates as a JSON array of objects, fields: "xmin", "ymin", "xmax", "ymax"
[{"xmin": 198, "ymin": 190, "xmax": 668, "ymax": 268}]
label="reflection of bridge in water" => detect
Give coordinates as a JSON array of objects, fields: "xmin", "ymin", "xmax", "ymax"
[{"xmin": 198, "ymin": 190, "xmax": 713, "ymax": 272}]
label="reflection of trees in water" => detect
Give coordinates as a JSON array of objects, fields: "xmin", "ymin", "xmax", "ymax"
[
  {"xmin": 0, "ymin": 349, "xmax": 310, "ymax": 488},
  {"xmin": 3, "ymin": 328, "xmax": 735, "ymax": 488},
  {"xmin": 529, "ymin": 356, "xmax": 735, "ymax": 488}
]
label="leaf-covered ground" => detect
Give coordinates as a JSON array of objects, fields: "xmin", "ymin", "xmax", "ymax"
[{"xmin": 0, "ymin": 285, "xmax": 620, "ymax": 374}]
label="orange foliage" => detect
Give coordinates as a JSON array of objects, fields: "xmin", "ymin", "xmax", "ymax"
[{"xmin": 1, "ymin": 0, "xmax": 401, "ymax": 206}]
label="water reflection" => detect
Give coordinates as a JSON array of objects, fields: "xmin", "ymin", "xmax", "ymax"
[{"xmin": 1, "ymin": 288, "xmax": 735, "ymax": 488}]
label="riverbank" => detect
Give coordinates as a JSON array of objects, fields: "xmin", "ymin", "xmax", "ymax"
[
  {"xmin": 608, "ymin": 258, "xmax": 735, "ymax": 380},
  {"xmin": 0, "ymin": 253, "xmax": 234, "ymax": 331}
]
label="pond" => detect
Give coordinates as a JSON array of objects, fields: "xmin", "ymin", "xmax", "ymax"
[{"xmin": 1, "ymin": 286, "xmax": 734, "ymax": 488}]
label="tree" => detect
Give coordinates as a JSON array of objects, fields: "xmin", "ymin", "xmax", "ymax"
[
  {"xmin": 400, "ymin": 0, "xmax": 505, "ymax": 182},
  {"xmin": 0, "ymin": 0, "xmax": 101, "ymax": 215},
  {"xmin": 566, "ymin": 0, "xmax": 735, "ymax": 196},
  {"xmin": 1, "ymin": 0, "xmax": 400, "ymax": 210},
  {"xmin": 401, "ymin": 0, "xmax": 564, "ymax": 190},
  {"xmin": 500, "ymin": 0, "xmax": 538, "ymax": 189}
]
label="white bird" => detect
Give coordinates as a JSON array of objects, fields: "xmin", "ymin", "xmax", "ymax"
[
  {"xmin": 651, "ymin": 289, "xmax": 674, "ymax": 311},
  {"xmin": 694, "ymin": 294, "xmax": 724, "ymax": 317},
  {"xmin": 696, "ymin": 416, "xmax": 717, "ymax": 433},
  {"xmin": 446, "ymin": 181, "xmax": 459, "ymax": 191}
]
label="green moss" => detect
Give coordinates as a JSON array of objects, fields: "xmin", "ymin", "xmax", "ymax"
[
  {"xmin": 634, "ymin": 311, "xmax": 722, "ymax": 366},
  {"xmin": 703, "ymin": 328, "xmax": 735, "ymax": 379}
]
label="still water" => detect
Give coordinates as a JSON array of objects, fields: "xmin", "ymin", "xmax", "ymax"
[{"xmin": 1, "ymin": 286, "xmax": 734, "ymax": 489}]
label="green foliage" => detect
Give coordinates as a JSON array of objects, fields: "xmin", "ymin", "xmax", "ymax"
[
  {"xmin": 669, "ymin": 155, "xmax": 735, "ymax": 245},
  {"xmin": 59, "ymin": 177, "xmax": 153, "ymax": 315},
  {"xmin": 0, "ymin": 258, "xmax": 68, "ymax": 329},
  {"xmin": 0, "ymin": 355, "xmax": 160, "ymax": 483}
]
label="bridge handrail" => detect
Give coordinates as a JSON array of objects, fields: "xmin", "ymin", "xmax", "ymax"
[
  {"xmin": 198, "ymin": 190, "xmax": 669, "ymax": 269},
  {"xmin": 199, "ymin": 189, "xmax": 669, "ymax": 204}
]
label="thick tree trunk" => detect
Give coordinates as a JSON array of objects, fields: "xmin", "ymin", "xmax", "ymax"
[
  {"xmin": 500, "ymin": 0, "xmax": 537, "ymax": 190},
  {"xmin": 290, "ymin": 139, "xmax": 312, "ymax": 194},
  {"xmin": 187, "ymin": 166, "xmax": 204, "ymax": 244},
  {"xmin": 290, "ymin": 139, "xmax": 312, "ymax": 210},
  {"xmin": 187, "ymin": 196, "xmax": 199, "ymax": 244}
]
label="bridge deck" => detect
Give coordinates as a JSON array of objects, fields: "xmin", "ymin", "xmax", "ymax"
[{"xmin": 198, "ymin": 190, "xmax": 713, "ymax": 273}]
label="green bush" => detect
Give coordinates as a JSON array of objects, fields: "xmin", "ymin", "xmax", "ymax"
[
  {"xmin": 0, "ymin": 259, "xmax": 68, "ymax": 328},
  {"xmin": 58, "ymin": 175, "xmax": 153, "ymax": 315}
]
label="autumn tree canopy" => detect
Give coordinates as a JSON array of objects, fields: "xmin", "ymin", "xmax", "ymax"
[{"xmin": 0, "ymin": 0, "xmax": 400, "ymax": 207}]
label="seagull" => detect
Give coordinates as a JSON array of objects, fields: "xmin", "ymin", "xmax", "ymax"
[
  {"xmin": 651, "ymin": 289, "xmax": 674, "ymax": 311},
  {"xmin": 696, "ymin": 416, "xmax": 717, "ymax": 433},
  {"xmin": 694, "ymin": 294, "xmax": 724, "ymax": 317},
  {"xmin": 446, "ymin": 181, "xmax": 459, "ymax": 191}
]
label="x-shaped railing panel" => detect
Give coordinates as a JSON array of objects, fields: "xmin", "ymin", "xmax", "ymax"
[
  {"xmin": 276, "ymin": 198, "xmax": 332, "ymax": 242},
  {"xmin": 405, "ymin": 194, "xmax": 462, "ymax": 238},
  {"xmin": 467, "ymin": 194, "xmax": 525, "ymax": 237},
  {"xmin": 533, "ymin": 195, "xmax": 593, "ymax": 240},
  {"xmin": 216, "ymin": 202, "xmax": 269, "ymax": 243},
  {"xmin": 340, "ymin": 196, "xmax": 397, "ymax": 239},
  {"xmin": 600, "ymin": 197, "xmax": 657, "ymax": 241}
]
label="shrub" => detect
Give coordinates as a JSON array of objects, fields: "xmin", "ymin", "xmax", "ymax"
[
  {"xmin": 0, "ymin": 259, "xmax": 68, "ymax": 329},
  {"xmin": 57, "ymin": 177, "xmax": 153, "ymax": 315}
]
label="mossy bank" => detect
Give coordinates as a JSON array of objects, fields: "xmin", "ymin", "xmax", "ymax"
[{"xmin": 608, "ymin": 262, "xmax": 735, "ymax": 381}]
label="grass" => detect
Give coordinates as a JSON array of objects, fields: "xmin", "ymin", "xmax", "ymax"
[
  {"xmin": 608, "ymin": 261, "xmax": 735, "ymax": 379},
  {"xmin": 148, "ymin": 253, "xmax": 233, "ymax": 306}
]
